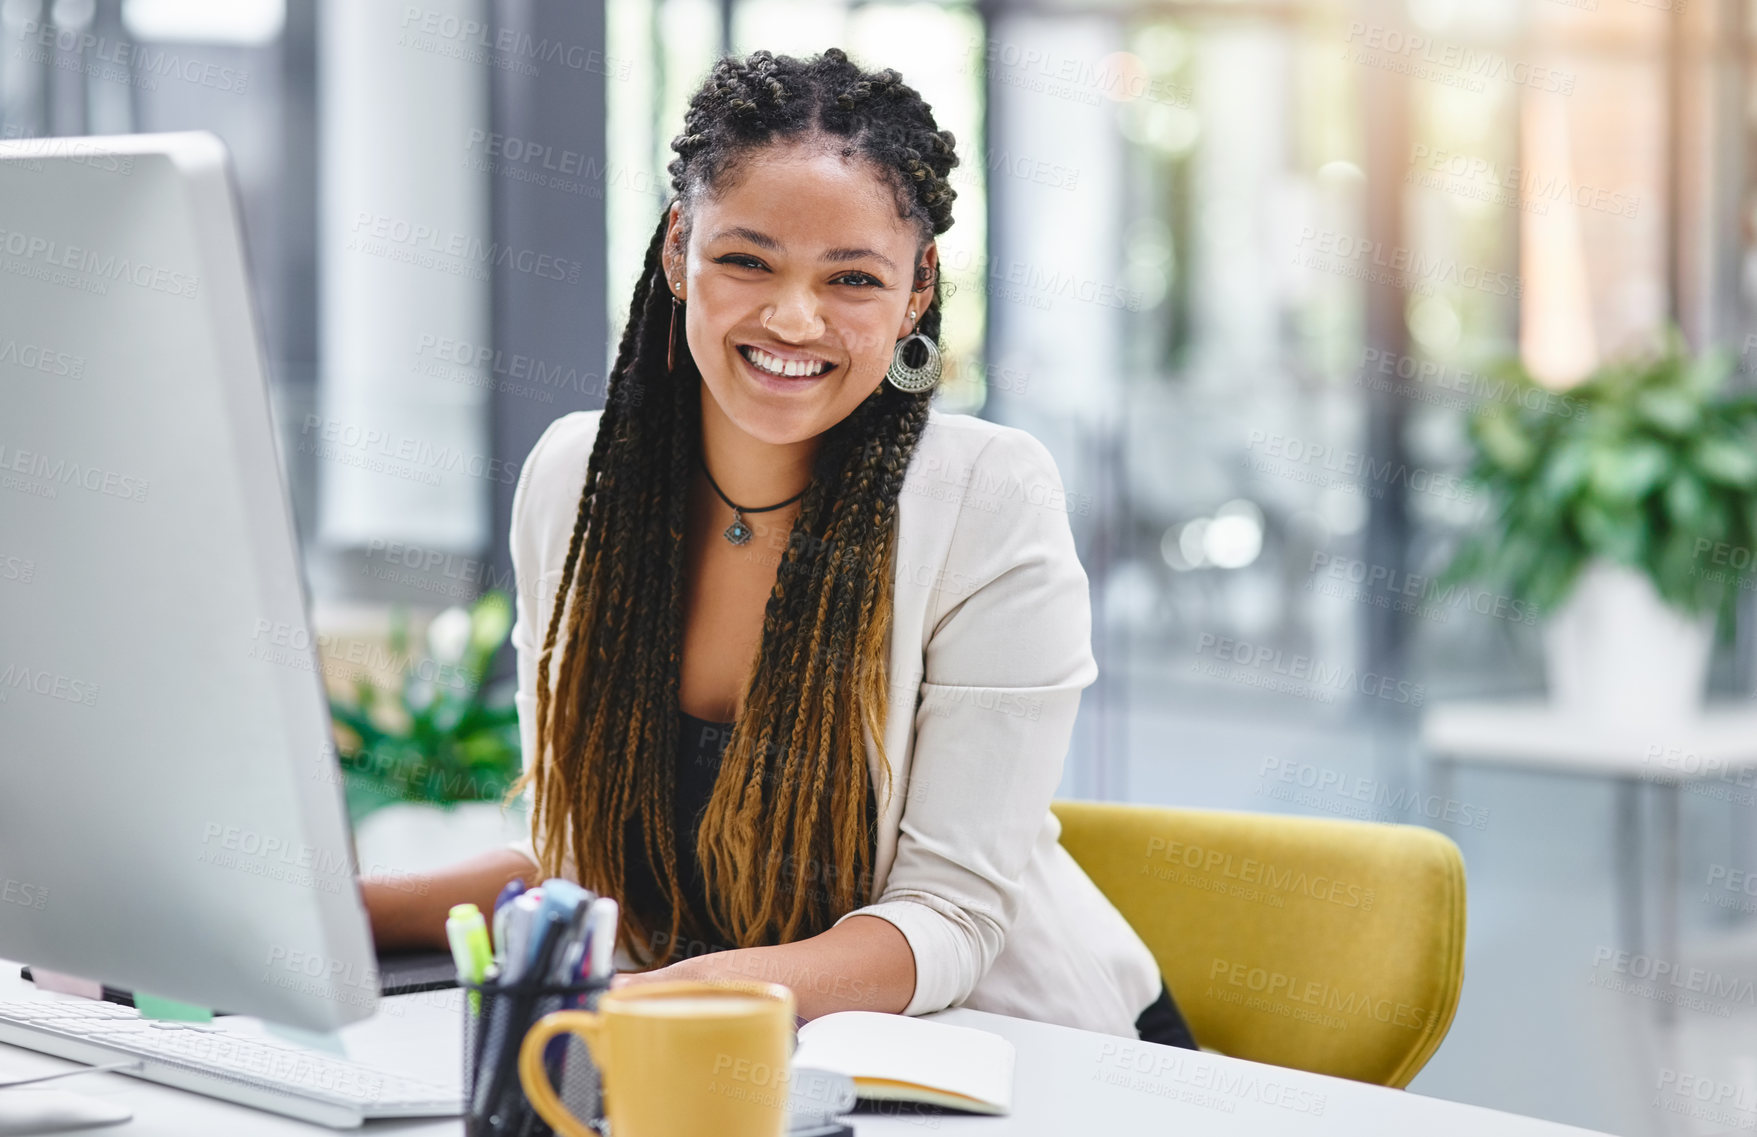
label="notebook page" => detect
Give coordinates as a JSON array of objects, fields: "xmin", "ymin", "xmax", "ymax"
[{"xmin": 792, "ymin": 1011, "xmax": 1015, "ymax": 1112}]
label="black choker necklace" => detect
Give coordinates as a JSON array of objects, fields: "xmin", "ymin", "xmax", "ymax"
[{"xmin": 698, "ymin": 451, "xmax": 808, "ymax": 545}]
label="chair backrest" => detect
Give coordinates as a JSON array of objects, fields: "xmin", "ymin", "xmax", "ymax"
[{"xmin": 1051, "ymin": 800, "xmax": 1466, "ymax": 1087}]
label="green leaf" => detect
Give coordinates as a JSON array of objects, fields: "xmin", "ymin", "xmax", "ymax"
[
  {"xmin": 1588, "ymin": 439, "xmax": 1671, "ymax": 502},
  {"xmin": 1662, "ymin": 470, "xmax": 1709, "ymax": 533},
  {"xmin": 1654, "ymin": 527, "xmax": 1710, "ymax": 614},
  {"xmin": 1535, "ymin": 437, "xmax": 1593, "ymax": 508},
  {"xmin": 1473, "ymin": 406, "xmax": 1537, "ymax": 475},
  {"xmin": 1691, "ymin": 436, "xmax": 1757, "ymax": 487},
  {"xmin": 1574, "ymin": 499, "xmax": 1645, "ymax": 565},
  {"xmin": 1633, "ymin": 388, "xmax": 1700, "ymax": 435},
  {"xmin": 1682, "ymin": 345, "xmax": 1736, "ymax": 399}
]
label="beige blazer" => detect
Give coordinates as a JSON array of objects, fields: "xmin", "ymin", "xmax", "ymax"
[{"xmin": 505, "ymin": 407, "xmax": 1162, "ymax": 1038}]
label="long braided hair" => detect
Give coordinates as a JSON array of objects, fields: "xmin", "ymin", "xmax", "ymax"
[{"xmin": 503, "ymin": 47, "xmax": 960, "ymax": 966}]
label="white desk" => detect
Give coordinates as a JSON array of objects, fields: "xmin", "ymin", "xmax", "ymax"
[
  {"xmin": 1422, "ymin": 698, "xmax": 1757, "ymax": 1008},
  {"xmin": 0, "ymin": 959, "xmax": 1614, "ymax": 1136}
]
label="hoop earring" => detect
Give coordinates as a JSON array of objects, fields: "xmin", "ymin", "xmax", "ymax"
[{"xmin": 885, "ymin": 332, "xmax": 941, "ymax": 394}]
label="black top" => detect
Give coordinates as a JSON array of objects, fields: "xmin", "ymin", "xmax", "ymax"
[
  {"xmin": 622, "ymin": 710, "xmax": 735, "ymax": 955},
  {"xmin": 622, "ymin": 708, "xmax": 880, "ymax": 958}
]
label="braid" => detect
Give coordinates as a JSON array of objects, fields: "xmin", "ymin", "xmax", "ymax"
[{"xmin": 505, "ymin": 45, "xmax": 958, "ymax": 963}]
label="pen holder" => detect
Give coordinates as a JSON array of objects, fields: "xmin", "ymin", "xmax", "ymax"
[{"xmin": 461, "ymin": 973, "xmax": 613, "ymax": 1137}]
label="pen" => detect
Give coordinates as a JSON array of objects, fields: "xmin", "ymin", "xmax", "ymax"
[
  {"xmin": 585, "ymin": 897, "xmax": 618, "ymax": 982},
  {"xmin": 501, "ymin": 894, "xmax": 542, "ymax": 982},
  {"xmin": 530, "ymin": 879, "xmax": 589, "ymax": 968},
  {"xmin": 476, "ymin": 906, "xmax": 570, "ymax": 1121},
  {"xmin": 494, "ymin": 878, "xmax": 527, "ymax": 914},
  {"xmin": 491, "ymin": 879, "xmax": 525, "ymax": 969},
  {"xmin": 542, "ymin": 894, "xmax": 595, "ymax": 1084}
]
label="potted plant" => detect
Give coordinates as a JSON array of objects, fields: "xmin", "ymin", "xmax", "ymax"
[
  {"xmin": 1443, "ymin": 330, "xmax": 1757, "ymax": 721},
  {"xmin": 326, "ymin": 590, "xmax": 527, "ymax": 873}
]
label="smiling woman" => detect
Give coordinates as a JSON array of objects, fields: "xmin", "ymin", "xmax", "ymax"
[{"xmin": 361, "ymin": 45, "xmax": 1195, "ymax": 1051}]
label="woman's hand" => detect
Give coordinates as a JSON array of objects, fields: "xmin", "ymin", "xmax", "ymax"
[
  {"xmin": 604, "ymin": 953, "xmax": 715, "ymax": 992},
  {"xmin": 596, "ymin": 916, "xmax": 915, "ymax": 1020}
]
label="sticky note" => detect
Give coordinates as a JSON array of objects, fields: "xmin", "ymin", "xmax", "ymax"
[
  {"xmin": 28, "ymin": 969, "xmax": 102, "ymax": 1000},
  {"xmin": 133, "ymin": 992, "xmax": 213, "ymax": 1023}
]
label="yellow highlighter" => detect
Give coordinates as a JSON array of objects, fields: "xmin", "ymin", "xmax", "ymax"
[{"xmin": 446, "ymin": 903, "xmax": 494, "ymax": 1015}]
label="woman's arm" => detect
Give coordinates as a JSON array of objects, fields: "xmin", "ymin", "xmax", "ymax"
[
  {"xmin": 360, "ymin": 847, "xmax": 536, "ymax": 952},
  {"xmin": 613, "ymin": 914, "xmax": 915, "ymax": 1020}
]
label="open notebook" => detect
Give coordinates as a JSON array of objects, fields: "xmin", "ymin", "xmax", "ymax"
[{"xmin": 791, "ymin": 1011, "xmax": 1015, "ymax": 1115}]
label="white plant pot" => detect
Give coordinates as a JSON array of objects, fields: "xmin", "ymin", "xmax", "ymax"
[
  {"xmin": 1542, "ymin": 560, "xmax": 1715, "ymax": 724},
  {"xmin": 352, "ymin": 800, "xmax": 531, "ymax": 878}
]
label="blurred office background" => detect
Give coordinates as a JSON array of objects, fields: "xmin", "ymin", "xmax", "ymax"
[{"xmin": 6, "ymin": 0, "xmax": 1756, "ymax": 1132}]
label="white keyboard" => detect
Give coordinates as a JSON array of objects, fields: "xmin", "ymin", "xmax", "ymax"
[{"xmin": 0, "ymin": 999, "xmax": 462, "ymax": 1128}]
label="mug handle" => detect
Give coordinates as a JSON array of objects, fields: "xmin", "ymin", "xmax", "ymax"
[{"xmin": 518, "ymin": 1009, "xmax": 604, "ymax": 1137}]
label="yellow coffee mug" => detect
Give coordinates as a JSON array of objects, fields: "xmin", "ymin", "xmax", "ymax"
[{"xmin": 518, "ymin": 980, "xmax": 797, "ymax": 1137}]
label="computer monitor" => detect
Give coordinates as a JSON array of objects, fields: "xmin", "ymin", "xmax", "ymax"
[{"xmin": 0, "ymin": 131, "xmax": 378, "ymax": 1031}]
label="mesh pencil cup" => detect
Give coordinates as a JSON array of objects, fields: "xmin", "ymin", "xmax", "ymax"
[{"xmin": 461, "ymin": 972, "xmax": 612, "ymax": 1137}]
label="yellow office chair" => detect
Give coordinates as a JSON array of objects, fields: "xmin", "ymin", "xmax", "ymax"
[{"xmin": 1051, "ymin": 801, "xmax": 1466, "ymax": 1088}]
